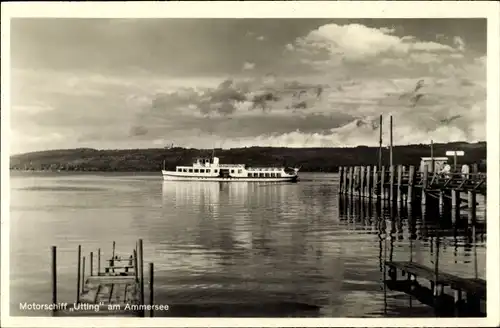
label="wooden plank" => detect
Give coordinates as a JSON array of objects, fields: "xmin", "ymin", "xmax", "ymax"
[{"xmin": 385, "ymin": 261, "xmax": 486, "ymax": 299}]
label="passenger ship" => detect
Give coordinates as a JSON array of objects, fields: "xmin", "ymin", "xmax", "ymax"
[{"xmin": 162, "ymin": 156, "xmax": 300, "ymax": 182}]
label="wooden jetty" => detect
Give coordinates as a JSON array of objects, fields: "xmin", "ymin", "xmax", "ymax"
[
  {"xmin": 338, "ymin": 164, "xmax": 486, "ymax": 223},
  {"xmin": 384, "ymin": 261, "xmax": 486, "ymax": 317},
  {"xmin": 50, "ymin": 239, "xmax": 156, "ymax": 317}
]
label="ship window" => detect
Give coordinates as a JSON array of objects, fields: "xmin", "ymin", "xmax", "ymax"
[
  {"xmin": 238, "ymin": 169, "xmax": 242, "ymax": 174},
  {"xmin": 259, "ymin": 173, "xmax": 264, "ymax": 177},
  {"xmin": 176, "ymin": 168, "xmax": 180, "ymax": 172},
  {"xmin": 214, "ymin": 169, "xmax": 218, "ymax": 173},
  {"xmin": 194, "ymin": 169, "xmax": 199, "ymax": 173},
  {"xmin": 265, "ymin": 173, "xmax": 270, "ymax": 177},
  {"xmin": 200, "ymin": 169, "xmax": 205, "ymax": 173},
  {"xmin": 277, "ymin": 173, "xmax": 281, "ymax": 178},
  {"xmin": 231, "ymin": 169, "xmax": 234, "ymax": 173},
  {"xmin": 183, "ymin": 168, "xmax": 187, "ymax": 172},
  {"xmin": 207, "ymin": 169, "xmax": 211, "ymax": 173},
  {"xmin": 188, "ymin": 169, "xmax": 193, "ymax": 173},
  {"xmin": 271, "ymin": 173, "xmax": 275, "ymax": 177}
]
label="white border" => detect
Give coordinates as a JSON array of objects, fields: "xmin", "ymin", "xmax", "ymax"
[{"xmin": 1, "ymin": 1, "xmax": 499, "ymax": 327}]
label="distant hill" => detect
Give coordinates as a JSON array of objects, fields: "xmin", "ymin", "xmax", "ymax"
[{"xmin": 9, "ymin": 142, "xmax": 487, "ymax": 173}]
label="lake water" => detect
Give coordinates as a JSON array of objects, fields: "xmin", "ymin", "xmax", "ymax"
[{"xmin": 9, "ymin": 172, "xmax": 486, "ymax": 317}]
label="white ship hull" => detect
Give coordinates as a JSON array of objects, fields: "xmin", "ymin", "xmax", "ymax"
[{"xmin": 162, "ymin": 171, "xmax": 298, "ymax": 182}]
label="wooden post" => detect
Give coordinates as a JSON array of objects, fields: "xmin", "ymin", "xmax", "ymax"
[
  {"xmin": 97, "ymin": 248, "xmax": 101, "ymax": 276},
  {"xmin": 339, "ymin": 166, "xmax": 344, "ymax": 193},
  {"xmin": 76, "ymin": 245, "xmax": 81, "ymax": 303},
  {"xmin": 467, "ymin": 191, "xmax": 477, "ymax": 224},
  {"xmin": 380, "ymin": 166, "xmax": 386, "ymax": 200},
  {"xmin": 51, "ymin": 246, "xmax": 57, "ymax": 316},
  {"xmin": 149, "ymin": 262, "xmax": 154, "ymax": 317},
  {"xmin": 360, "ymin": 166, "xmax": 365, "ymax": 197},
  {"xmin": 373, "ymin": 166, "xmax": 379, "ymax": 200},
  {"xmin": 421, "ymin": 165, "xmax": 428, "ymax": 206},
  {"xmin": 366, "ymin": 166, "xmax": 372, "ymax": 199},
  {"xmin": 90, "ymin": 251, "xmax": 93, "ymax": 276},
  {"xmin": 389, "ymin": 165, "xmax": 395, "ymax": 202},
  {"xmin": 139, "ymin": 239, "xmax": 145, "ymax": 317},
  {"xmin": 134, "ymin": 249, "xmax": 138, "ymax": 282},
  {"xmin": 439, "ymin": 191, "xmax": 444, "ymax": 215},
  {"xmin": 342, "ymin": 166, "xmax": 348, "ymax": 194},
  {"xmin": 353, "ymin": 166, "xmax": 359, "ymax": 196},
  {"xmin": 397, "ymin": 165, "xmax": 403, "ymax": 203},
  {"xmin": 407, "ymin": 166, "xmax": 415, "ymax": 205},
  {"xmin": 348, "ymin": 167, "xmax": 354, "ymax": 196},
  {"xmin": 81, "ymin": 256, "xmax": 86, "ymax": 292},
  {"xmin": 112, "ymin": 241, "xmax": 116, "ymax": 259},
  {"xmin": 451, "ymin": 190, "xmax": 460, "ymax": 224}
]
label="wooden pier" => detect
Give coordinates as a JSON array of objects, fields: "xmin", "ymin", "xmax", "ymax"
[
  {"xmin": 338, "ymin": 164, "xmax": 486, "ymax": 223},
  {"xmin": 384, "ymin": 261, "xmax": 486, "ymax": 317},
  {"xmin": 50, "ymin": 239, "xmax": 156, "ymax": 317}
]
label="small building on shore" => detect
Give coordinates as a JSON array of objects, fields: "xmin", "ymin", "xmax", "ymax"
[{"xmin": 419, "ymin": 157, "xmax": 449, "ymax": 173}]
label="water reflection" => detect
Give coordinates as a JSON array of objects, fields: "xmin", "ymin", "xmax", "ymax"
[{"xmin": 10, "ymin": 173, "xmax": 486, "ymax": 317}]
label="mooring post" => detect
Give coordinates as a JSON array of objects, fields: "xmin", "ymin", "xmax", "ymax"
[
  {"xmin": 348, "ymin": 167, "xmax": 354, "ymax": 197},
  {"xmin": 407, "ymin": 166, "xmax": 415, "ymax": 205},
  {"xmin": 421, "ymin": 165, "xmax": 428, "ymax": 206},
  {"xmin": 51, "ymin": 246, "xmax": 57, "ymax": 316},
  {"xmin": 339, "ymin": 166, "xmax": 344, "ymax": 193},
  {"xmin": 139, "ymin": 239, "xmax": 145, "ymax": 317},
  {"xmin": 360, "ymin": 166, "xmax": 366, "ymax": 198},
  {"xmin": 451, "ymin": 190, "xmax": 460, "ymax": 224},
  {"xmin": 366, "ymin": 166, "xmax": 372, "ymax": 199},
  {"xmin": 81, "ymin": 256, "xmax": 86, "ymax": 292},
  {"xmin": 97, "ymin": 248, "xmax": 101, "ymax": 276},
  {"xmin": 90, "ymin": 251, "xmax": 93, "ymax": 277},
  {"xmin": 76, "ymin": 245, "xmax": 81, "ymax": 303},
  {"xmin": 342, "ymin": 166, "xmax": 348, "ymax": 194},
  {"xmin": 380, "ymin": 166, "xmax": 386, "ymax": 200},
  {"xmin": 396, "ymin": 165, "xmax": 403, "ymax": 203},
  {"xmin": 389, "ymin": 165, "xmax": 395, "ymax": 202},
  {"xmin": 133, "ymin": 249, "xmax": 138, "ymax": 282},
  {"xmin": 467, "ymin": 191, "xmax": 477, "ymax": 224},
  {"xmin": 353, "ymin": 166, "xmax": 359, "ymax": 196},
  {"xmin": 149, "ymin": 262, "xmax": 154, "ymax": 317},
  {"xmin": 374, "ymin": 166, "xmax": 379, "ymax": 200}
]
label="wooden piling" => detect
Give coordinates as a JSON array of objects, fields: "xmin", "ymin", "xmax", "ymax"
[
  {"xmin": 380, "ymin": 166, "xmax": 386, "ymax": 200},
  {"xmin": 397, "ymin": 165, "xmax": 403, "ymax": 203},
  {"xmin": 407, "ymin": 166, "xmax": 415, "ymax": 205},
  {"xmin": 389, "ymin": 165, "xmax": 395, "ymax": 202},
  {"xmin": 90, "ymin": 251, "xmax": 93, "ymax": 276},
  {"xmin": 339, "ymin": 167, "xmax": 344, "ymax": 193},
  {"xmin": 421, "ymin": 165, "xmax": 428, "ymax": 206},
  {"xmin": 366, "ymin": 166, "xmax": 372, "ymax": 199},
  {"xmin": 97, "ymin": 248, "xmax": 101, "ymax": 276},
  {"xmin": 342, "ymin": 166, "xmax": 348, "ymax": 194},
  {"xmin": 348, "ymin": 167, "xmax": 353, "ymax": 196},
  {"xmin": 359, "ymin": 166, "xmax": 365, "ymax": 197},
  {"xmin": 149, "ymin": 262, "xmax": 154, "ymax": 317},
  {"xmin": 138, "ymin": 239, "xmax": 145, "ymax": 317},
  {"xmin": 112, "ymin": 241, "xmax": 116, "ymax": 259},
  {"xmin": 51, "ymin": 246, "xmax": 57, "ymax": 315},
  {"xmin": 373, "ymin": 166, "xmax": 379, "ymax": 200},
  {"xmin": 81, "ymin": 256, "xmax": 86, "ymax": 292},
  {"xmin": 353, "ymin": 166, "xmax": 360, "ymax": 196},
  {"xmin": 468, "ymin": 191, "xmax": 477, "ymax": 224},
  {"xmin": 76, "ymin": 245, "xmax": 81, "ymax": 303}
]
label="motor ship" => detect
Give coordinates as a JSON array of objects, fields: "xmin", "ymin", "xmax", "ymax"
[{"xmin": 161, "ymin": 156, "xmax": 300, "ymax": 182}]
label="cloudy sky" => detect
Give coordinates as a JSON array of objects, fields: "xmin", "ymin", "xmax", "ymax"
[{"xmin": 10, "ymin": 18, "xmax": 486, "ymax": 154}]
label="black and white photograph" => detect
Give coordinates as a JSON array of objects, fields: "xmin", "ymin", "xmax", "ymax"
[{"xmin": 1, "ymin": 1, "xmax": 499, "ymax": 327}]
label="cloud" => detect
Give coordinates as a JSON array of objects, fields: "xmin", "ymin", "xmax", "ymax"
[
  {"xmin": 256, "ymin": 36, "xmax": 265, "ymax": 41},
  {"xmin": 10, "ymin": 22, "xmax": 486, "ymax": 154},
  {"xmin": 242, "ymin": 62, "xmax": 256, "ymax": 71},
  {"xmin": 287, "ymin": 23, "xmax": 462, "ymax": 76}
]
